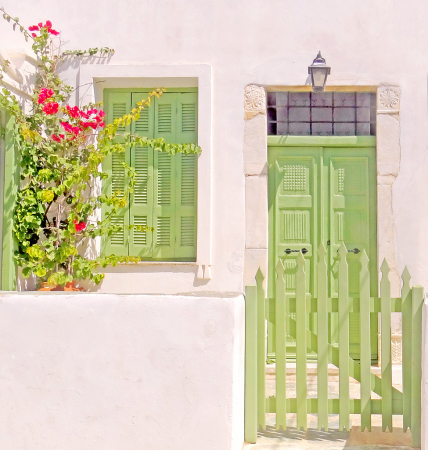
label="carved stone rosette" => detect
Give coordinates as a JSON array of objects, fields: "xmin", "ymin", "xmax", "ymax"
[
  {"xmin": 244, "ymin": 85, "xmax": 266, "ymax": 119},
  {"xmin": 377, "ymin": 86, "xmax": 400, "ymax": 114}
]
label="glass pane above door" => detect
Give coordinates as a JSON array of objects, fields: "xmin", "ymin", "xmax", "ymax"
[{"xmin": 267, "ymin": 92, "xmax": 376, "ymax": 136}]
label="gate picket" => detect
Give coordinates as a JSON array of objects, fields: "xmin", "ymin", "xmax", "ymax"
[
  {"xmin": 317, "ymin": 244, "xmax": 328, "ymax": 431},
  {"xmin": 360, "ymin": 250, "xmax": 371, "ymax": 431},
  {"xmin": 244, "ymin": 285, "xmax": 257, "ymax": 443},
  {"xmin": 256, "ymin": 268, "xmax": 266, "ymax": 430},
  {"xmin": 411, "ymin": 285, "xmax": 423, "ymax": 447},
  {"xmin": 401, "ymin": 266, "xmax": 412, "ymax": 431},
  {"xmin": 380, "ymin": 259, "xmax": 392, "ymax": 432},
  {"xmin": 275, "ymin": 261, "xmax": 287, "ymax": 430},
  {"xmin": 296, "ymin": 252, "xmax": 307, "ymax": 430},
  {"xmin": 338, "ymin": 243, "xmax": 350, "ymax": 431}
]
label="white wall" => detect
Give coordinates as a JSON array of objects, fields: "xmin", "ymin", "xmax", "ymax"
[
  {"xmin": 1, "ymin": 0, "xmax": 428, "ymax": 293},
  {"xmin": 0, "ymin": 293, "xmax": 245, "ymax": 450}
]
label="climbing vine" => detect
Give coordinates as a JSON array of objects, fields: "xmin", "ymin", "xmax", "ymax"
[{"xmin": 0, "ymin": 9, "xmax": 201, "ymax": 287}]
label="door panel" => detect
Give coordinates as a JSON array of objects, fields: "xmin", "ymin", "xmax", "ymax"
[{"xmin": 269, "ymin": 145, "xmax": 378, "ymax": 362}]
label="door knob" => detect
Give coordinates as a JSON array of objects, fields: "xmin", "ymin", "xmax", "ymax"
[{"xmin": 348, "ymin": 248, "xmax": 360, "ymax": 254}]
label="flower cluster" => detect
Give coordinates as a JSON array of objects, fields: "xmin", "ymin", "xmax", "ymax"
[
  {"xmin": 38, "ymin": 88, "xmax": 54, "ymax": 104},
  {"xmin": 43, "ymin": 102, "xmax": 59, "ymax": 115},
  {"xmin": 51, "ymin": 134, "xmax": 65, "ymax": 143},
  {"xmin": 29, "ymin": 20, "xmax": 59, "ymax": 37},
  {"xmin": 74, "ymin": 220, "xmax": 86, "ymax": 232}
]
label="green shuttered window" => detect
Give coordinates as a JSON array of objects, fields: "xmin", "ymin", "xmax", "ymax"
[{"xmin": 102, "ymin": 89, "xmax": 198, "ymax": 261}]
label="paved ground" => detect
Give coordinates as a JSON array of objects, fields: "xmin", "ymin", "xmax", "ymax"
[{"xmin": 245, "ymin": 364, "xmax": 414, "ymax": 450}]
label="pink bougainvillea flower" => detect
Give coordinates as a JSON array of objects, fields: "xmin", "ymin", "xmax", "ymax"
[
  {"xmin": 61, "ymin": 121, "xmax": 81, "ymax": 135},
  {"xmin": 51, "ymin": 133, "xmax": 65, "ymax": 142},
  {"xmin": 28, "ymin": 25, "xmax": 39, "ymax": 31},
  {"xmin": 61, "ymin": 122, "xmax": 73, "ymax": 133},
  {"xmin": 43, "ymin": 102, "xmax": 59, "ymax": 115},
  {"xmin": 74, "ymin": 220, "xmax": 86, "ymax": 232},
  {"xmin": 44, "ymin": 20, "xmax": 52, "ymax": 29},
  {"xmin": 38, "ymin": 22, "xmax": 43, "ymax": 28},
  {"xmin": 98, "ymin": 110, "xmax": 105, "ymax": 117},
  {"xmin": 38, "ymin": 88, "xmax": 54, "ymax": 104},
  {"xmin": 31, "ymin": 33, "xmax": 37, "ymax": 38},
  {"xmin": 49, "ymin": 29, "xmax": 59, "ymax": 36},
  {"xmin": 79, "ymin": 110, "xmax": 89, "ymax": 119},
  {"xmin": 99, "ymin": 122, "xmax": 105, "ymax": 128},
  {"xmin": 66, "ymin": 105, "xmax": 80, "ymax": 118}
]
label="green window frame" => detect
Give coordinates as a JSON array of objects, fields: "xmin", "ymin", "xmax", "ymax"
[{"xmin": 102, "ymin": 88, "xmax": 198, "ymax": 261}]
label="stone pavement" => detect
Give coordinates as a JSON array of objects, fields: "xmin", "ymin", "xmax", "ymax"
[{"xmin": 244, "ymin": 364, "xmax": 414, "ymax": 450}]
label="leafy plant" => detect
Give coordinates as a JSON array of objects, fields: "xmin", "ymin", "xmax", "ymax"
[{"xmin": 0, "ymin": 9, "xmax": 201, "ymax": 287}]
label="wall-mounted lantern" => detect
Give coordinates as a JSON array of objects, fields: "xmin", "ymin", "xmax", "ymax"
[{"xmin": 308, "ymin": 52, "xmax": 331, "ymax": 93}]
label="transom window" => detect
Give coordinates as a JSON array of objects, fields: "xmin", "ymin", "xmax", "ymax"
[{"xmin": 267, "ymin": 91, "xmax": 376, "ymax": 136}]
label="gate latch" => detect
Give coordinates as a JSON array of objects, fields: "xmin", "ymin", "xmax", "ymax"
[{"xmin": 285, "ymin": 248, "xmax": 308, "ymax": 255}]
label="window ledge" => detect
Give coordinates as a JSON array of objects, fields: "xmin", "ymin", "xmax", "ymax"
[{"xmin": 119, "ymin": 261, "xmax": 197, "ymax": 266}]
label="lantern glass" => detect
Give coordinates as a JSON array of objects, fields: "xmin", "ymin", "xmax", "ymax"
[{"xmin": 311, "ymin": 67, "xmax": 328, "ymax": 92}]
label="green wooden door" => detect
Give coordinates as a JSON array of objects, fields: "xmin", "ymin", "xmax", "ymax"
[{"xmin": 268, "ymin": 138, "xmax": 378, "ymax": 361}]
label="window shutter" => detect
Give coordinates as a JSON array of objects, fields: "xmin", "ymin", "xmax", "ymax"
[
  {"xmin": 102, "ymin": 92, "xmax": 132, "ymax": 257},
  {"xmin": 175, "ymin": 93, "xmax": 198, "ymax": 260},
  {"xmin": 152, "ymin": 93, "xmax": 178, "ymax": 259},
  {"xmin": 129, "ymin": 93, "xmax": 155, "ymax": 257}
]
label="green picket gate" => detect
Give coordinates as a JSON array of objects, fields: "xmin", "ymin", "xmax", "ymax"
[{"xmin": 245, "ymin": 243, "xmax": 423, "ymax": 447}]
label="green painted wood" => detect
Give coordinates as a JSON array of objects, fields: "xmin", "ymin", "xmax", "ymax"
[
  {"xmin": 174, "ymin": 93, "xmax": 198, "ymax": 260},
  {"xmin": 129, "ymin": 93, "xmax": 155, "ymax": 258},
  {"xmin": 102, "ymin": 91, "xmax": 132, "ymax": 256},
  {"xmin": 338, "ymin": 242, "xmax": 350, "ymax": 431},
  {"xmin": 317, "ymin": 244, "xmax": 328, "ymax": 431},
  {"xmin": 103, "ymin": 90, "xmax": 197, "ymax": 261},
  {"xmin": 245, "ymin": 285, "xmax": 258, "ymax": 443},
  {"xmin": 255, "ymin": 268, "xmax": 266, "ymax": 430},
  {"xmin": 380, "ymin": 259, "xmax": 392, "ymax": 432},
  {"xmin": 359, "ymin": 250, "xmax": 371, "ymax": 431},
  {"xmin": 401, "ymin": 266, "xmax": 412, "ymax": 431},
  {"xmin": 275, "ymin": 260, "xmax": 287, "ymax": 430},
  {"xmin": 286, "ymin": 312, "xmax": 403, "ymax": 400},
  {"xmin": 325, "ymin": 147, "xmax": 378, "ymax": 361},
  {"xmin": 152, "ymin": 93, "xmax": 177, "ymax": 259},
  {"xmin": 266, "ymin": 397, "xmax": 404, "ymax": 415},
  {"xmin": 1, "ymin": 113, "xmax": 18, "ymax": 290},
  {"xmin": 268, "ymin": 144, "xmax": 378, "ymax": 363},
  {"xmin": 267, "ymin": 135, "xmax": 376, "ymax": 147},
  {"xmin": 411, "ymin": 285, "xmax": 423, "ymax": 448},
  {"xmin": 295, "ymin": 251, "xmax": 307, "ymax": 431}
]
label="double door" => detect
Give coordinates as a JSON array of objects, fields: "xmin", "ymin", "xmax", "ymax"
[{"xmin": 268, "ymin": 143, "xmax": 378, "ymax": 361}]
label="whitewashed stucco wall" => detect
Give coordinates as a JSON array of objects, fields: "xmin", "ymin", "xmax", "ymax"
[
  {"xmin": 0, "ymin": 293, "xmax": 245, "ymax": 450},
  {"xmin": 1, "ymin": 0, "xmax": 428, "ymax": 294}
]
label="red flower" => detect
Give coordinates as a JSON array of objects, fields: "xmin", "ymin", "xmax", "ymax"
[
  {"xmin": 61, "ymin": 121, "xmax": 73, "ymax": 133},
  {"xmin": 44, "ymin": 20, "xmax": 52, "ymax": 29},
  {"xmin": 51, "ymin": 133, "xmax": 65, "ymax": 142},
  {"xmin": 28, "ymin": 25, "xmax": 39, "ymax": 31},
  {"xmin": 43, "ymin": 102, "xmax": 59, "ymax": 115},
  {"xmin": 79, "ymin": 110, "xmax": 89, "ymax": 119},
  {"xmin": 49, "ymin": 29, "xmax": 59, "ymax": 36},
  {"xmin": 98, "ymin": 110, "xmax": 105, "ymax": 117},
  {"xmin": 61, "ymin": 122, "xmax": 81, "ymax": 135},
  {"xmin": 31, "ymin": 33, "xmax": 37, "ymax": 38},
  {"xmin": 66, "ymin": 105, "xmax": 80, "ymax": 118},
  {"xmin": 99, "ymin": 122, "xmax": 105, "ymax": 128},
  {"xmin": 74, "ymin": 220, "xmax": 86, "ymax": 232},
  {"xmin": 38, "ymin": 88, "xmax": 54, "ymax": 104},
  {"xmin": 38, "ymin": 22, "xmax": 43, "ymax": 28}
]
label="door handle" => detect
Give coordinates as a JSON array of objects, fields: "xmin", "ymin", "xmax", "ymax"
[
  {"xmin": 336, "ymin": 246, "xmax": 360, "ymax": 254},
  {"xmin": 285, "ymin": 248, "xmax": 308, "ymax": 255}
]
